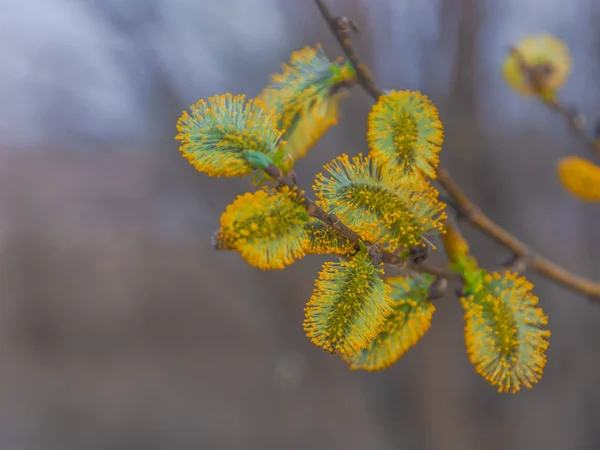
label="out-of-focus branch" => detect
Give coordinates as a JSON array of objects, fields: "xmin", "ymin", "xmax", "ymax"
[
  {"xmin": 314, "ymin": 0, "xmax": 382, "ymax": 100},
  {"xmin": 315, "ymin": 0, "xmax": 600, "ymax": 300},
  {"xmin": 437, "ymin": 168, "xmax": 600, "ymax": 298},
  {"xmin": 510, "ymin": 47, "xmax": 600, "ymax": 158}
]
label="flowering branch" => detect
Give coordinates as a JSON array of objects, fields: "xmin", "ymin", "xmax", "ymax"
[
  {"xmin": 315, "ymin": 0, "xmax": 600, "ymax": 300},
  {"xmin": 263, "ymin": 163, "xmax": 403, "ymax": 265},
  {"xmin": 262, "ymin": 163, "xmax": 461, "ymax": 280}
]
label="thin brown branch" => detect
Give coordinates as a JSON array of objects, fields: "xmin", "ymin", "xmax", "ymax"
[
  {"xmin": 263, "ymin": 163, "xmax": 404, "ymax": 265},
  {"xmin": 314, "ymin": 0, "xmax": 382, "ymax": 100},
  {"xmin": 316, "ymin": 0, "xmax": 600, "ymax": 299},
  {"xmin": 437, "ymin": 168, "xmax": 600, "ymax": 298},
  {"xmin": 545, "ymin": 99, "xmax": 600, "ymax": 156},
  {"xmin": 510, "ymin": 47, "xmax": 600, "ymax": 158}
]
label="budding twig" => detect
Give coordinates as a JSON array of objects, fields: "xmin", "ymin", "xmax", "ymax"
[{"xmin": 315, "ymin": 0, "xmax": 600, "ymax": 299}]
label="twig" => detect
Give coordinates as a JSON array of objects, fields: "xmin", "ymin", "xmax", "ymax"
[
  {"xmin": 545, "ymin": 99, "xmax": 600, "ymax": 157},
  {"xmin": 510, "ymin": 47, "xmax": 600, "ymax": 158},
  {"xmin": 315, "ymin": 0, "xmax": 600, "ymax": 299},
  {"xmin": 437, "ymin": 168, "xmax": 600, "ymax": 298},
  {"xmin": 314, "ymin": 0, "xmax": 382, "ymax": 99},
  {"xmin": 263, "ymin": 163, "xmax": 403, "ymax": 265}
]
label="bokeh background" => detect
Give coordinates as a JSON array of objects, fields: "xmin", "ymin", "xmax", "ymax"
[{"xmin": 1, "ymin": 0, "xmax": 600, "ymax": 449}]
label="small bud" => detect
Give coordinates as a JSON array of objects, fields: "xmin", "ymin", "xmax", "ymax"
[
  {"xmin": 244, "ymin": 150, "xmax": 274, "ymax": 171},
  {"xmin": 409, "ymin": 245, "xmax": 429, "ymax": 264},
  {"xmin": 367, "ymin": 244, "xmax": 383, "ymax": 266},
  {"xmin": 286, "ymin": 169, "xmax": 298, "ymax": 185},
  {"xmin": 427, "ymin": 277, "xmax": 448, "ymax": 301}
]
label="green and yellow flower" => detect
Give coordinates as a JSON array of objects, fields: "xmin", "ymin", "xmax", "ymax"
[
  {"xmin": 215, "ymin": 186, "xmax": 308, "ymax": 269},
  {"xmin": 304, "ymin": 250, "xmax": 393, "ymax": 357},
  {"xmin": 367, "ymin": 90, "xmax": 443, "ymax": 180},
  {"xmin": 460, "ymin": 270, "xmax": 550, "ymax": 393},
  {"xmin": 176, "ymin": 93, "xmax": 282, "ymax": 177},
  {"xmin": 344, "ymin": 274, "xmax": 436, "ymax": 371},
  {"xmin": 314, "ymin": 153, "xmax": 446, "ymax": 253},
  {"xmin": 258, "ymin": 45, "xmax": 356, "ymax": 162}
]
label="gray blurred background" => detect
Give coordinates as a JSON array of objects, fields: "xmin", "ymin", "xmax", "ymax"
[{"xmin": 1, "ymin": 0, "xmax": 599, "ymax": 449}]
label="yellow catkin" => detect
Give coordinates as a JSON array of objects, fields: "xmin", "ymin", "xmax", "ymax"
[
  {"xmin": 258, "ymin": 45, "xmax": 353, "ymax": 162},
  {"xmin": 367, "ymin": 90, "xmax": 443, "ymax": 180},
  {"xmin": 557, "ymin": 156, "xmax": 600, "ymax": 202},
  {"xmin": 216, "ymin": 186, "xmax": 308, "ymax": 269},
  {"xmin": 175, "ymin": 93, "xmax": 282, "ymax": 178},
  {"xmin": 303, "ymin": 251, "xmax": 393, "ymax": 357},
  {"xmin": 313, "ymin": 153, "xmax": 446, "ymax": 254},
  {"xmin": 343, "ymin": 275, "xmax": 436, "ymax": 371},
  {"xmin": 461, "ymin": 271, "xmax": 550, "ymax": 393},
  {"xmin": 503, "ymin": 34, "xmax": 571, "ymax": 96}
]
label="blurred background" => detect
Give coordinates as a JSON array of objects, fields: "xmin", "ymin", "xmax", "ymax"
[{"xmin": 1, "ymin": 0, "xmax": 600, "ymax": 449}]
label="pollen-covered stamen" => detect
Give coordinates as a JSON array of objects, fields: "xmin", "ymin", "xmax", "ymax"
[
  {"xmin": 392, "ymin": 112, "xmax": 419, "ymax": 168},
  {"xmin": 216, "ymin": 186, "xmax": 308, "ymax": 269},
  {"xmin": 303, "ymin": 250, "xmax": 393, "ymax": 357},
  {"xmin": 344, "ymin": 274, "xmax": 436, "ymax": 371},
  {"xmin": 175, "ymin": 94, "xmax": 282, "ymax": 178}
]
